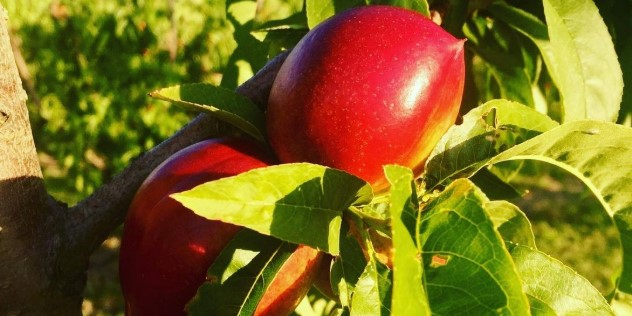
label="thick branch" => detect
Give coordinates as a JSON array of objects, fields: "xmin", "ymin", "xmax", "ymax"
[
  {"xmin": 0, "ymin": 6, "xmax": 75, "ymax": 315},
  {"xmin": 64, "ymin": 51, "xmax": 288, "ymax": 259}
]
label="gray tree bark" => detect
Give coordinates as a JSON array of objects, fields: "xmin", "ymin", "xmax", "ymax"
[{"xmin": 0, "ymin": 5, "xmax": 286, "ymax": 315}]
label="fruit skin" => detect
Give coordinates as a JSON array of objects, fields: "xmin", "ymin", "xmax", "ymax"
[
  {"xmin": 119, "ymin": 138, "xmax": 322, "ymax": 316},
  {"xmin": 267, "ymin": 5, "xmax": 465, "ymax": 191}
]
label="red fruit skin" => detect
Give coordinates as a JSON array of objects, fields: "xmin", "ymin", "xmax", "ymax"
[
  {"xmin": 267, "ymin": 6, "xmax": 465, "ymax": 191},
  {"xmin": 119, "ymin": 138, "xmax": 321, "ymax": 316},
  {"xmin": 254, "ymin": 245, "xmax": 322, "ymax": 315}
]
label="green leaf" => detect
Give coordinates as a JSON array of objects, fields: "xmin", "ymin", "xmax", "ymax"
[
  {"xmin": 384, "ymin": 165, "xmax": 430, "ymax": 315},
  {"xmin": 490, "ymin": 0, "xmax": 624, "ymax": 122},
  {"xmin": 252, "ymin": 0, "xmax": 306, "ymax": 31},
  {"xmin": 464, "ymin": 14, "xmax": 535, "ymax": 107},
  {"xmin": 305, "ymin": 0, "xmax": 364, "ymax": 29},
  {"xmin": 508, "ymin": 243, "xmax": 615, "ymax": 315},
  {"xmin": 487, "ymin": 3, "xmax": 555, "ymax": 83},
  {"xmin": 331, "ymin": 220, "xmax": 368, "ymax": 307},
  {"xmin": 368, "ymin": 0, "xmax": 430, "ymax": 17},
  {"xmin": 420, "ymin": 179, "xmax": 531, "ymax": 315},
  {"xmin": 470, "ymin": 168, "xmax": 523, "ymax": 200},
  {"xmin": 349, "ymin": 259, "xmax": 392, "ymax": 316},
  {"xmin": 486, "ymin": 120, "xmax": 632, "ymax": 294},
  {"xmin": 485, "ymin": 200, "xmax": 536, "ymax": 248},
  {"xmin": 187, "ymin": 230, "xmax": 296, "ymax": 315},
  {"xmin": 425, "ymin": 99, "xmax": 559, "ymax": 189},
  {"xmin": 149, "ymin": 83, "xmax": 266, "ymax": 142},
  {"xmin": 542, "ymin": 0, "xmax": 623, "ymax": 122},
  {"xmin": 494, "ymin": 0, "xmax": 624, "ymax": 122},
  {"xmin": 440, "ymin": 0, "xmax": 469, "ymax": 37},
  {"xmin": 305, "ymin": 0, "xmax": 430, "ymax": 29},
  {"xmin": 172, "ymin": 163, "xmax": 373, "ymax": 255},
  {"xmin": 222, "ymin": 0, "xmax": 270, "ymax": 89}
]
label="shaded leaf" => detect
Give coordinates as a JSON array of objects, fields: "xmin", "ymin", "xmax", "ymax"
[
  {"xmin": 470, "ymin": 168, "xmax": 523, "ymax": 200},
  {"xmin": 508, "ymin": 243, "xmax": 614, "ymax": 315},
  {"xmin": 485, "ymin": 200, "xmax": 536, "ymax": 248},
  {"xmin": 187, "ymin": 230, "xmax": 296, "ymax": 315},
  {"xmin": 542, "ymin": 0, "xmax": 623, "ymax": 122},
  {"xmin": 425, "ymin": 99, "xmax": 559, "ymax": 189},
  {"xmin": 305, "ymin": 0, "xmax": 430, "ymax": 29},
  {"xmin": 149, "ymin": 83, "xmax": 266, "ymax": 142},
  {"xmin": 464, "ymin": 14, "xmax": 535, "ymax": 107},
  {"xmin": 420, "ymin": 179, "xmax": 530, "ymax": 315},
  {"xmin": 173, "ymin": 163, "xmax": 373, "ymax": 255}
]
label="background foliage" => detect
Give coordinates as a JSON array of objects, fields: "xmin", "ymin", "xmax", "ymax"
[{"xmin": 4, "ymin": 0, "xmax": 632, "ymax": 315}]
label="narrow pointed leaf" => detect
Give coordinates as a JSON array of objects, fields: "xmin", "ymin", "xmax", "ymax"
[
  {"xmin": 486, "ymin": 120, "xmax": 632, "ymax": 293},
  {"xmin": 490, "ymin": 0, "xmax": 624, "ymax": 122},
  {"xmin": 350, "ymin": 259, "xmax": 392, "ymax": 316},
  {"xmin": 508, "ymin": 243, "xmax": 615, "ymax": 315},
  {"xmin": 425, "ymin": 99, "xmax": 559, "ymax": 189},
  {"xmin": 149, "ymin": 83, "xmax": 266, "ymax": 142},
  {"xmin": 384, "ymin": 165, "xmax": 430, "ymax": 315},
  {"xmin": 542, "ymin": 0, "xmax": 623, "ymax": 122},
  {"xmin": 464, "ymin": 15, "xmax": 535, "ymax": 107},
  {"xmin": 420, "ymin": 179, "xmax": 530, "ymax": 315},
  {"xmin": 470, "ymin": 168, "xmax": 522, "ymax": 200},
  {"xmin": 187, "ymin": 230, "xmax": 295, "ymax": 315},
  {"xmin": 485, "ymin": 200, "xmax": 536, "ymax": 248},
  {"xmin": 172, "ymin": 163, "xmax": 373, "ymax": 255},
  {"xmin": 487, "ymin": 2, "xmax": 558, "ymax": 85}
]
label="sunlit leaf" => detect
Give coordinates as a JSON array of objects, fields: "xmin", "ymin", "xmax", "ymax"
[
  {"xmin": 486, "ymin": 121, "xmax": 632, "ymax": 294},
  {"xmin": 222, "ymin": 0, "xmax": 269, "ymax": 89},
  {"xmin": 420, "ymin": 179, "xmax": 530, "ymax": 315},
  {"xmin": 149, "ymin": 83, "xmax": 266, "ymax": 142},
  {"xmin": 172, "ymin": 163, "xmax": 373, "ymax": 255},
  {"xmin": 368, "ymin": 0, "xmax": 429, "ymax": 16},
  {"xmin": 305, "ymin": 0, "xmax": 363, "ymax": 29},
  {"xmin": 485, "ymin": 200, "xmax": 536, "ymax": 248},
  {"xmin": 384, "ymin": 165, "xmax": 430, "ymax": 315},
  {"xmin": 508, "ymin": 243, "xmax": 615, "ymax": 315},
  {"xmin": 490, "ymin": 1, "xmax": 623, "ymax": 122},
  {"xmin": 425, "ymin": 99, "xmax": 559, "ymax": 189},
  {"xmin": 349, "ymin": 259, "xmax": 392, "ymax": 316},
  {"xmin": 542, "ymin": 0, "xmax": 623, "ymax": 122}
]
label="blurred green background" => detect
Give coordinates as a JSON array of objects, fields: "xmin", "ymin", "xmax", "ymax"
[{"xmin": 4, "ymin": 0, "xmax": 623, "ymax": 315}]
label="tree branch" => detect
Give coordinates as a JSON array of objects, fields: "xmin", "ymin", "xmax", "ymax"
[
  {"xmin": 64, "ymin": 50, "xmax": 288, "ymax": 261},
  {"xmin": 0, "ymin": 5, "xmax": 78, "ymax": 315}
]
